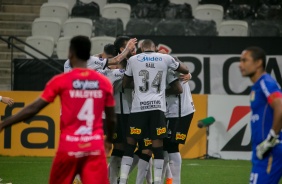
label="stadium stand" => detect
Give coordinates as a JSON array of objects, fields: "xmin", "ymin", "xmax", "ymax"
[
  {"xmin": 90, "ymin": 36, "xmax": 115, "ymax": 55},
  {"xmin": 24, "ymin": 36, "xmax": 54, "ymax": 59},
  {"xmin": 40, "ymin": 2, "xmax": 69, "ymax": 23},
  {"xmin": 63, "ymin": 18, "xmax": 93, "ymax": 38},
  {"xmin": 48, "ymin": 0, "xmax": 76, "ymax": 12},
  {"xmin": 32, "ymin": 17, "xmax": 62, "ymax": 42},
  {"xmin": 170, "ymin": 0, "xmax": 199, "ymax": 15},
  {"xmin": 194, "ymin": 4, "xmax": 224, "ymax": 29},
  {"xmin": 56, "ymin": 36, "xmax": 71, "ymax": 59},
  {"xmin": 101, "ymin": 3, "xmax": 131, "ymax": 30},
  {"xmin": 218, "ymin": 20, "xmax": 248, "ymax": 36},
  {"xmin": 125, "ymin": 18, "xmax": 155, "ymax": 35}
]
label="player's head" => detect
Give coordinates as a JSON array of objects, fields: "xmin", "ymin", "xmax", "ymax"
[
  {"xmin": 239, "ymin": 46, "xmax": 266, "ymax": 78},
  {"xmin": 69, "ymin": 36, "xmax": 91, "ymax": 64},
  {"xmin": 102, "ymin": 44, "xmax": 117, "ymax": 58},
  {"xmin": 141, "ymin": 39, "xmax": 156, "ymax": 52},
  {"xmin": 114, "ymin": 36, "xmax": 135, "ymax": 58}
]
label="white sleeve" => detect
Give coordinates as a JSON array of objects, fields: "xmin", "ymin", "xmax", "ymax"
[
  {"xmin": 166, "ymin": 69, "xmax": 178, "ymax": 85},
  {"xmin": 64, "ymin": 60, "xmax": 72, "ymax": 73},
  {"xmin": 124, "ymin": 59, "xmax": 133, "ymax": 77},
  {"xmin": 87, "ymin": 56, "xmax": 108, "ymax": 70},
  {"xmin": 166, "ymin": 55, "xmax": 179, "ymax": 71}
]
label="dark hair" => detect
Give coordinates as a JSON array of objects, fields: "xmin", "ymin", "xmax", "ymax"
[
  {"xmin": 245, "ymin": 46, "xmax": 266, "ymax": 69},
  {"xmin": 120, "ymin": 59, "xmax": 127, "ymax": 69},
  {"xmin": 104, "ymin": 44, "xmax": 117, "ymax": 57},
  {"xmin": 70, "ymin": 36, "xmax": 91, "ymax": 61},
  {"xmin": 114, "ymin": 36, "xmax": 130, "ymax": 54},
  {"xmin": 136, "ymin": 47, "xmax": 142, "ymax": 54}
]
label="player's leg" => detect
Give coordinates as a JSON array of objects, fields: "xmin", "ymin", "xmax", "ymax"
[
  {"xmin": 119, "ymin": 112, "xmax": 146, "ymax": 184},
  {"xmin": 49, "ymin": 152, "xmax": 78, "ymax": 184},
  {"xmin": 136, "ymin": 139, "xmax": 152, "ymax": 184},
  {"xmin": 80, "ymin": 152, "xmax": 109, "ymax": 184},
  {"xmin": 109, "ymin": 114, "xmax": 127, "ymax": 184},
  {"xmin": 170, "ymin": 113, "xmax": 193, "ymax": 184},
  {"xmin": 150, "ymin": 110, "xmax": 167, "ymax": 184}
]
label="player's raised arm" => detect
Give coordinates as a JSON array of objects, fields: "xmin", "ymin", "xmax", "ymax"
[
  {"xmin": 108, "ymin": 38, "xmax": 137, "ymax": 65},
  {"xmin": 0, "ymin": 98, "xmax": 49, "ymax": 132}
]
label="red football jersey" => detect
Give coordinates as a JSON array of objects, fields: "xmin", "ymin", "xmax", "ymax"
[{"xmin": 41, "ymin": 68, "xmax": 115, "ymax": 152}]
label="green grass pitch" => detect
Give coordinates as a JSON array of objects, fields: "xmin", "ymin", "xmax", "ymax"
[{"xmin": 0, "ymin": 156, "xmax": 281, "ymax": 184}]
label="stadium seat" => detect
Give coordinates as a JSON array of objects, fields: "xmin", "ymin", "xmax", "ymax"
[
  {"xmin": 199, "ymin": 0, "xmax": 230, "ymax": 11},
  {"xmin": 56, "ymin": 36, "xmax": 71, "ymax": 59},
  {"xmin": 126, "ymin": 18, "xmax": 155, "ymax": 35},
  {"xmin": 63, "ymin": 18, "xmax": 93, "ymax": 38},
  {"xmin": 90, "ymin": 36, "xmax": 116, "ymax": 55},
  {"xmin": 40, "ymin": 2, "xmax": 69, "ymax": 23},
  {"xmin": 194, "ymin": 4, "xmax": 224, "ymax": 28},
  {"xmin": 186, "ymin": 19, "xmax": 218, "ymax": 36},
  {"xmin": 101, "ymin": 3, "xmax": 131, "ymax": 30},
  {"xmin": 94, "ymin": 17, "xmax": 124, "ymax": 37},
  {"xmin": 25, "ymin": 36, "xmax": 54, "ymax": 59},
  {"xmin": 169, "ymin": 0, "xmax": 199, "ymax": 15},
  {"xmin": 250, "ymin": 21, "xmax": 280, "ymax": 37},
  {"xmin": 218, "ymin": 20, "xmax": 248, "ymax": 36},
  {"xmin": 155, "ymin": 19, "xmax": 186, "ymax": 36},
  {"xmin": 32, "ymin": 17, "xmax": 62, "ymax": 42},
  {"xmin": 48, "ymin": 0, "xmax": 76, "ymax": 12},
  {"xmin": 80, "ymin": 0, "xmax": 107, "ymax": 9}
]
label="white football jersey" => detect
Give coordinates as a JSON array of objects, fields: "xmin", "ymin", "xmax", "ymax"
[
  {"xmin": 64, "ymin": 56, "xmax": 108, "ymax": 72},
  {"xmin": 125, "ymin": 52, "xmax": 180, "ymax": 113},
  {"xmin": 166, "ymin": 72, "xmax": 195, "ymax": 118},
  {"xmin": 97, "ymin": 68, "xmax": 132, "ymax": 114}
]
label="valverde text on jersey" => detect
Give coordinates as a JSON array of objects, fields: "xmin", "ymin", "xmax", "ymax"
[
  {"xmin": 1, "ymin": 103, "xmax": 55, "ymax": 149},
  {"xmin": 137, "ymin": 54, "xmax": 163, "ymax": 62}
]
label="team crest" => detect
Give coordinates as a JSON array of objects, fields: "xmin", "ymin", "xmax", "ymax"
[{"xmin": 250, "ymin": 91, "xmax": 255, "ymax": 102}]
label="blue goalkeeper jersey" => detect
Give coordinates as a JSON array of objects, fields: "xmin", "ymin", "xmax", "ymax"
[{"xmin": 250, "ymin": 73, "xmax": 282, "ymax": 163}]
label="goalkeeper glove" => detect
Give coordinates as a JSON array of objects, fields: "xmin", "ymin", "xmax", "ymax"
[{"xmin": 256, "ymin": 129, "xmax": 279, "ymax": 160}]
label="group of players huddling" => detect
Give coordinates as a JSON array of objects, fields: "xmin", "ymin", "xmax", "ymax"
[{"xmin": 64, "ymin": 36, "xmax": 195, "ymax": 184}]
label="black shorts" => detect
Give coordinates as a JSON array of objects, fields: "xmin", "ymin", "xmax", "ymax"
[
  {"xmin": 128, "ymin": 110, "xmax": 167, "ymax": 140},
  {"xmin": 166, "ymin": 113, "xmax": 194, "ymax": 144},
  {"xmin": 113, "ymin": 114, "xmax": 129, "ymax": 144}
]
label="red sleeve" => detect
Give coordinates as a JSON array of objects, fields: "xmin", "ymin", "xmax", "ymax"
[
  {"xmin": 41, "ymin": 76, "xmax": 61, "ymax": 103},
  {"xmin": 104, "ymin": 78, "xmax": 115, "ymax": 107},
  {"xmin": 267, "ymin": 91, "xmax": 282, "ymax": 105}
]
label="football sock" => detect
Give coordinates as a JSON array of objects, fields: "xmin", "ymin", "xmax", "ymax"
[
  {"xmin": 169, "ymin": 152, "xmax": 182, "ymax": 184},
  {"xmin": 119, "ymin": 156, "xmax": 133, "ymax": 184},
  {"xmin": 136, "ymin": 154, "xmax": 151, "ymax": 184},
  {"xmin": 109, "ymin": 156, "xmax": 122, "ymax": 184}
]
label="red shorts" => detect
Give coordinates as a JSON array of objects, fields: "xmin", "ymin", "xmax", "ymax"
[{"xmin": 49, "ymin": 151, "xmax": 109, "ymax": 184}]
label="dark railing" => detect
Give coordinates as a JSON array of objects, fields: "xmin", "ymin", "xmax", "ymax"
[{"xmin": 0, "ymin": 36, "xmax": 63, "ymax": 89}]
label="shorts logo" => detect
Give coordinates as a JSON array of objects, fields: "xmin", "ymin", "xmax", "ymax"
[
  {"xmin": 156, "ymin": 127, "xmax": 166, "ymax": 135},
  {"xmin": 175, "ymin": 133, "xmax": 186, "ymax": 140},
  {"xmin": 130, "ymin": 127, "xmax": 141, "ymax": 135},
  {"xmin": 144, "ymin": 139, "xmax": 152, "ymax": 146},
  {"xmin": 113, "ymin": 133, "xmax": 117, "ymax": 139}
]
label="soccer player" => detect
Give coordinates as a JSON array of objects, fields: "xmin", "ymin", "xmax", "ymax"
[
  {"xmin": 239, "ymin": 46, "xmax": 282, "ymax": 184},
  {"xmin": 120, "ymin": 39, "xmax": 189, "ymax": 184},
  {"xmin": 64, "ymin": 38, "xmax": 137, "ymax": 72},
  {"xmin": 0, "ymin": 36, "xmax": 117, "ymax": 184},
  {"xmin": 0, "ymin": 95, "xmax": 14, "ymax": 106},
  {"xmin": 163, "ymin": 65, "xmax": 195, "ymax": 184}
]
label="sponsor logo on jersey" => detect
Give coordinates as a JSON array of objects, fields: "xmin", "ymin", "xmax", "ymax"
[
  {"xmin": 144, "ymin": 139, "xmax": 152, "ymax": 147},
  {"xmin": 137, "ymin": 54, "xmax": 162, "ymax": 62},
  {"xmin": 175, "ymin": 133, "xmax": 186, "ymax": 140},
  {"xmin": 251, "ymin": 114, "xmax": 259, "ymax": 123},
  {"xmin": 250, "ymin": 91, "xmax": 255, "ymax": 101},
  {"xmin": 156, "ymin": 127, "xmax": 166, "ymax": 135},
  {"xmin": 73, "ymin": 80, "xmax": 99, "ymax": 90},
  {"xmin": 130, "ymin": 127, "xmax": 141, "ymax": 135}
]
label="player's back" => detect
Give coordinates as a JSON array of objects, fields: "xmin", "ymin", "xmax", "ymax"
[
  {"xmin": 44, "ymin": 68, "xmax": 114, "ymax": 152},
  {"xmin": 128, "ymin": 52, "xmax": 177, "ymax": 113}
]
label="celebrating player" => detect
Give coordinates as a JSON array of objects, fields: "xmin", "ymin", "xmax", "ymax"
[
  {"xmin": 163, "ymin": 61, "xmax": 195, "ymax": 184},
  {"xmin": 120, "ymin": 39, "xmax": 189, "ymax": 184},
  {"xmin": 0, "ymin": 36, "xmax": 117, "ymax": 184},
  {"xmin": 239, "ymin": 46, "xmax": 282, "ymax": 184}
]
